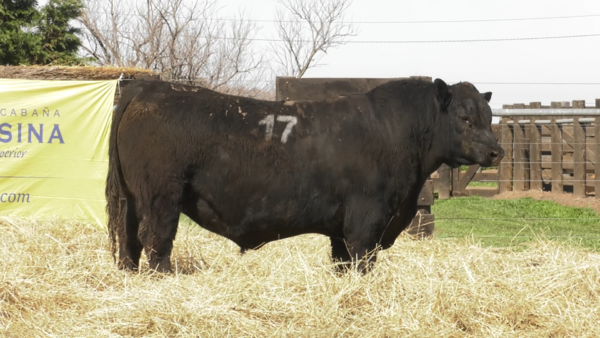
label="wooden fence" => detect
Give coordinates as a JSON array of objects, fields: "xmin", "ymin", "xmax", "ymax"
[{"xmin": 435, "ymin": 100, "xmax": 600, "ymax": 199}]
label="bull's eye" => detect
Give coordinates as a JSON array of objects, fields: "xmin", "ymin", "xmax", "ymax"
[{"xmin": 460, "ymin": 116, "xmax": 470, "ymax": 124}]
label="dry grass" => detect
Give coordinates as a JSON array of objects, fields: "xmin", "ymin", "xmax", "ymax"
[{"xmin": 1, "ymin": 217, "xmax": 599, "ymax": 337}]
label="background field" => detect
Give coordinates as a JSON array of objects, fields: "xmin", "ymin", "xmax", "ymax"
[
  {"xmin": 1, "ymin": 197, "xmax": 599, "ymax": 337},
  {"xmin": 434, "ymin": 196, "xmax": 600, "ymax": 249}
]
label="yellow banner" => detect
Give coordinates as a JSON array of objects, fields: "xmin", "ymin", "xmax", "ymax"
[{"xmin": 0, "ymin": 79, "xmax": 117, "ymax": 226}]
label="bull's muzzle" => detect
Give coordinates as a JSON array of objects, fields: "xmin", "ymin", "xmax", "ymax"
[{"xmin": 489, "ymin": 147, "xmax": 505, "ymax": 166}]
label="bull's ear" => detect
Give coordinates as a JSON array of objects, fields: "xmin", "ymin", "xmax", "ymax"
[
  {"xmin": 434, "ymin": 78, "xmax": 452, "ymax": 109},
  {"xmin": 482, "ymin": 92, "xmax": 492, "ymax": 102}
]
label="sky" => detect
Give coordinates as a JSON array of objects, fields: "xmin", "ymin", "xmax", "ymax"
[{"xmin": 219, "ymin": 0, "xmax": 600, "ymax": 109}]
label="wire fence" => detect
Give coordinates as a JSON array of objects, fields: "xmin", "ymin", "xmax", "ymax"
[{"xmin": 434, "ymin": 109, "xmax": 600, "ymax": 199}]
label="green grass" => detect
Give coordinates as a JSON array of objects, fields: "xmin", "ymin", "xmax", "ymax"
[{"xmin": 432, "ymin": 196, "xmax": 600, "ymax": 250}]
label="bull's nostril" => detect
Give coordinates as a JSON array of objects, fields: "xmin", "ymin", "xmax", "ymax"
[{"xmin": 490, "ymin": 151, "xmax": 498, "ymax": 159}]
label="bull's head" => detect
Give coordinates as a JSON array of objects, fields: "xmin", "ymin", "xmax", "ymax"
[{"xmin": 435, "ymin": 79, "xmax": 505, "ymax": 168}]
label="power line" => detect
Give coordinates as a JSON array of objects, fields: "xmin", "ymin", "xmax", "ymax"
[
  {"xmin": 85, "ymin": 11, "xmax": 600, "ymax": 24},
  {"xmin": 178, "ymin": 33, "xmax": 600, "ymax": 43},
  {"xmin": 236, "ymin": 13, "xmax": 600, "ymax": 24},
  {"xmin": 329, "ymin": 33, "xmax": 600, "ymax": 44},
  {"xmin": 324, "ymin": 13, "xmax": 600, "ymax": 24},
  {"xmin": 234, "ymin": 33, "xmax": 600, "ymax": 44}
]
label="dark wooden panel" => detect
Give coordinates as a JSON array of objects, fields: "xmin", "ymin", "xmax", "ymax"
[
  {"xmin": 435, "ymin": 164, "xmax": 452, "ymax": 199},
  {"xmin": 276, "ymin": 77, "xmax": 410, "ymax": 101},
  {"xmin": 407, "ymin": 213, "xmax": 434, "ymax": 238},
  {"xmin": 417, "ymin": 180, "xmax": 435, "ymax": 206}
]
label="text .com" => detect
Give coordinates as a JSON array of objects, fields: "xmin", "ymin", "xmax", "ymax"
[{"xmin": 0, "ymin": 192, "xmax": 31, "ymax": 203}]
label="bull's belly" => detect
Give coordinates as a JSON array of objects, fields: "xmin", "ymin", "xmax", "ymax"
[{"xmin": 181, "ymin": 191, "xmax": 344, "ymax": 250}]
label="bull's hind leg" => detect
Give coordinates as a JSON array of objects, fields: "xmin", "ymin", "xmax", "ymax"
[
  {"xmin": 118, "ymin": 196, "xmax": 143, "ymax": 270},
  {"xmin": 137, "ymin": 193, "xmax": 182, "ymax": 273}
]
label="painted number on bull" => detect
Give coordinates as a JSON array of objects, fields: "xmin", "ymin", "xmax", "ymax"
[{"xmin": 258, "ymin": 115, "xmax": 297, "ymax": 143}]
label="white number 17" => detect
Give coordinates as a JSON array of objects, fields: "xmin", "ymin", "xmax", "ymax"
[{"xmin": 258, "ymin": 114, "xmax": 297, "ymax": 143}]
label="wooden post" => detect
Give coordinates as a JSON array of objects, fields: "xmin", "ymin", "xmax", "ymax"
[
  {"xmin": 594, "ymin": 99, "xmax": 600, "ymax": 199},
  {"xmin": 515, "ymin": 104, "xmax": 529, "ymax": 191},
  {"xmin": 573, "ymin": 118, "xmax": 586, "ymax": 197},
  {"xmin": 436, "ymin": 164, "xmax": 452, "ymax": 199},
  {"xmin": 595, "ymin": 99, "xmax": 600, "ymax": 198},
  {"xmin": 572, "ymin": 101, "xmax": 586, "ymax": 196},
  {"xmin": 596, "ymin": 115, "xmax": 600, "ymax": 199},
  {"xmin": 452, "ymin": 167, "xmax": 465, "ymax": 196},
  {"xmin": 528, "ymin": 119, "xmax": 542, "ymax": 190},
  {"xmin": 551, "ymin": 118, "xmax": 563, "ymax": 193},
  {"xmin": 457, "ymin": 165, "xmax": 480, "ymax": 195},
  {"xmin": 498, "ymin": 117, "xmax": 513, "ymax": 193},
  {"xmin": 513, "ymin": 117, "xmax": 526, "ymax": 191}
]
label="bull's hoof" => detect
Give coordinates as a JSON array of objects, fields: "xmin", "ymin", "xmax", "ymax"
[
  {"xmin": 148, "ymin": 258, "xmax": 172, "ymax": 273},
  {"xmin": 332, "ymin": 261, "xmax": 352, "ymax": 274},
  {"xmin": 117, "ymin": 257, "xmax": 139, "ymax": 271}
]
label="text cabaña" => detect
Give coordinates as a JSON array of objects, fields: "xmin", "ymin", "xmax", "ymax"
[{"xmin": 0, "ymin": 108, "xmax": 61, "ymax": 117}]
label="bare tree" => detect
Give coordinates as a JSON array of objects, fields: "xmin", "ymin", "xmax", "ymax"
[
  {"xmin": 78, "ymin": 0, "xmax": 267, "ymax": 96},
  {"xmin": 271, "ymin": 0, "xmax": 357, "ymax": 78}
]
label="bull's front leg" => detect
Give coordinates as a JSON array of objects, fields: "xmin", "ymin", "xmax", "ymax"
[
  {"xmin": 339, "ymin": 194, "xmax": 389, "ymax": 274},
  {"xmin": 330, "ymin": 236, "xmax": 352, "ymax": 272}
]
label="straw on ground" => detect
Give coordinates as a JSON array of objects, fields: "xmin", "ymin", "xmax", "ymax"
[{"xmin": 1, "ymin": 217, "xmax": 599, "ymax": 337}]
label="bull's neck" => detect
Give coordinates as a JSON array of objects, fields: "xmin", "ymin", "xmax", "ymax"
[{"xmin": 419, "ymin": 110, "xmax": 448, "ymax": 178}]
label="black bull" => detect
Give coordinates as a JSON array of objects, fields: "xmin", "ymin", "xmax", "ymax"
[{"xmin": 107, "ymin": 78, "xmax": 504, "ymax": 272}]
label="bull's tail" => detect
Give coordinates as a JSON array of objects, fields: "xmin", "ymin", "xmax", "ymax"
[{"xmin": 106, "ymin": 82, "xmax": 143, "ymax": 262}]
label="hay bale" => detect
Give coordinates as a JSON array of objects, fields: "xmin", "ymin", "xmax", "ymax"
[{"xmin": 0, "ymin": 65, "xmax": 157, "ymax": 81}]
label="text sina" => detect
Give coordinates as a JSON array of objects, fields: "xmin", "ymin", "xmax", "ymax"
[{"xmin": 0, "ymin": 123, "xmax": 64, "ymax": 144}]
